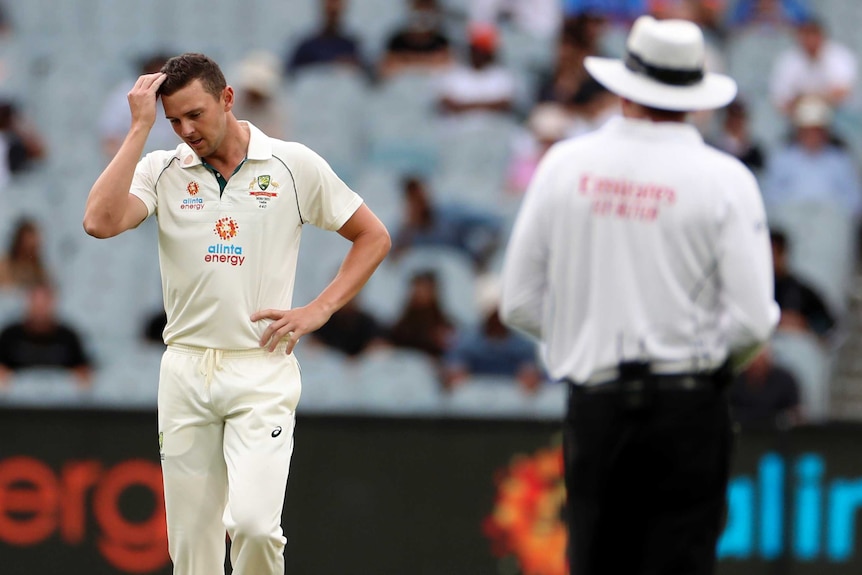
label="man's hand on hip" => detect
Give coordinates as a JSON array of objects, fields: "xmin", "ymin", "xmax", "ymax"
[{"xmin": 251, "ymin": 304, "xmax": 333, "ymax": 354}]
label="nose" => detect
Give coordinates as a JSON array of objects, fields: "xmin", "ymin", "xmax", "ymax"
[{"xmin": 179, "ymin": 120, "xmax": 195, "ymax": 138}]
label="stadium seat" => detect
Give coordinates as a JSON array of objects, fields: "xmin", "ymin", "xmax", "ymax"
[
  {"xmin": 0, "ymin": 368, "xmax": 93, "ymax": 408},
  {"xmin": 766, "ymin": 201, "xmax": 856, "ymax": 316},
  {"xmin": 771, "ymin": 331, "xmax": 831, "ymax": 423},
  {"xmin": 443, "ymin": 376, "xmax": 535, "ymax": 419},
  {"xmin": 362, "ymin": 246, "xmax": 479, "ymax": 328},
  {"xmin": 365, "ymin": 72, "xmax": 442, "ymax": 176},
  {"xmin": 293, "ymin": 344, "xmax": 355, "ymax": 414},
  {"xmin": 353, "ymin": 348, "xmax": 442, "ymax": 415},
  {"xmin": 288, "ymin": 66, "xmax": 369, "ymax": 184},
  {"xmin": 434, "ymin": 115, "xmax": 517, "ymax": 205}
]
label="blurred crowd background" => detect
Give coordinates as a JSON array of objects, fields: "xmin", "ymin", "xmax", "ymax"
[{"xmin": 0, "ymin": 0, "xmax": 860, "ymax": 426}]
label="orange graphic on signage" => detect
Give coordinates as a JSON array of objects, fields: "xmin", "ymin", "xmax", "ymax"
[{"xmin": 0, "ymin": 456, "xmax": 168, "ymax": 573}]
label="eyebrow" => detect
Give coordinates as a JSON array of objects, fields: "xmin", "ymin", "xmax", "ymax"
[{"xmin": 166, "ymin": 108, "xmax": 204, "ymax": 121}]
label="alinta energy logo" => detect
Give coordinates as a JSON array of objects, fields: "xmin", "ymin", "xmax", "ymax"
[
  {"xmin": 181, "ymin": 180, "xmax": 205, "ymax": 211},
  {"xmin": 206, "ymin": 217, "xmax": 245, "ymax": 266}
]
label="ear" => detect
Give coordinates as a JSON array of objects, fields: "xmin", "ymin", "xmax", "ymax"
[{"xmin": 222, "ymin": 86, "xmax": 235, "ymax": 112}]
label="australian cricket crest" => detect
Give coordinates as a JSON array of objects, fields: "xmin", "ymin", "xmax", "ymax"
[{"xmin": 248, "ymin": 175, "xmax": 280, "ymax": 208}]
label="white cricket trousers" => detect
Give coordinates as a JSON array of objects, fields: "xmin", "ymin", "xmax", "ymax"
[{"xmin": 158, "ymin": 343, "xmax": 301, "ymax": 575}]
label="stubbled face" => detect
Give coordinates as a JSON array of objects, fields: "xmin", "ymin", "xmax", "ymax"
[
  {"xmin": 27, "ymin": 286, "xmax": 55, "ymax": 329},
  {"xmin": 797, "ymin": 125, "xmax": 828, "ymax": 152},
  {"xmin": 162, "ymin": 79, "xmax": 232, "ymax": 159},
  {"xmin": 797, "ymin": 25, "xmax": 823, "ymax": 58}
]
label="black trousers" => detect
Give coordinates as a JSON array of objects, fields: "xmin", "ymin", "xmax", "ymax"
[{"xmin": 563, "ymin": 374, "xmax": 733, "ymax": 575}]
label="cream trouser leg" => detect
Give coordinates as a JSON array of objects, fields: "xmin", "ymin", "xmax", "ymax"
[{"xmin": 158, "ymin": 345, "xmax": 301, "ymax": 575}]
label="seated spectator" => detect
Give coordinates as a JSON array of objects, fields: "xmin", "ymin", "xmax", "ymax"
[
  {"xmin": 311, "ymin": 298, "xmax": 388, "ymax": 357},
  {"xmin": 388, "ymin": 270, "xmax": 455, "ymax": 359},
  {"xmin": 563, "ymin": 0, "xmax": 645, "ymax": 25},
  {"xmin": 651, "ymin": 0, "xmax": 728, "ymax": 43},
  {"xmin": 142, "ymin": 308, "xmax": 167, "ymax": 345},
  {"xmin": 0, "ymin": 100, "xmax": 47, "ymax": 182},
  {"xmin": 285, "ymin": 0, "xmax": 365, "ymax": 77},
  {"xmin": 707, "ymin": 98, "xmax": 765, "ymax": 173},
  {"xmin": 729, "ymin": 346, "xmax": 801, "ymax": 429},
  {"xmin": 727, "ymin": 0, "xmax": 812, "ymax": 29},
  {"xmin": 0, "ymin": 282, "xmax": 92, "ymax": 387},
  {"xmin": 771, "ymin": 230, "xmax": 835, "ymax": 338},
  {"xmin": 378, "ymin": 0, "xmax": 452, "ymax": 79},
  {"xmin": 231, "ymin": 51, "xmax": 287, "ymax": 139},
  {"xmin": 390, "ymin": 175, "xmax": 502, "ymax": 270},
  {"xmin": 769, "ymin": 17, "xmax": 856, "ymax": 115},
  {"xmin": 99, "ymin": 53, "xmax": 174, "ymax": 159},
  {"xmin": 761, "ymin": 96, "xmax": 862, "ymax": 216},
  {"xmin": 0, "ymin": 218, "xmax": 50, "ymax": 291},
  {"xmin": 443, "ymin": 277, "xmax": 542, "ymax": 392},
  {"xmin": 469, "ymin": 0, "xmax": 562, "ymax": 38},
  {"xmin": 437, "ymin": 25, "xmax": 517, "ymax": 119},
  {"xmin": 506, "ymin": 103, "xmax": 573, "ymax": 195},
  {"xmin": 535, "ymin": 25, "xmax": 595, "ymax": 107}
]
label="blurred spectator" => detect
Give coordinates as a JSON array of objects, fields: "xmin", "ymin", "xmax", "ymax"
[
  {"xmin": 761, "ymin": 96, "xmax": 862, "ymax": 216},
  {"xmin": 506, "ymin": 103, "xmax": 573, "ymax": 195},
  {"xmin": 311, "ymin": 297, "xmax": 388, "ymax": 357},
  {"xmin": 142, "ymin": 308, "xmax": 167, "ymax": 345},
  {"xmin": 707, "ymin": 98, "xmax": 765, "ymax": 173},
  {"xmin": 535, "ymin": 23, "xmax": 595, "ymax": 106},
  {"xmin": 562, "ymin": 0, "xmax": 645, "ymax": 24},
  {"xmin": 388, "ymin": 270, "xmax": 455, "ymax": 359},
  {"xmin": 771, "ymin": 230, "xmax": 835, "ymax": 338},
  {"xmin": 0, "ymin": 282, "xmax": 92, "ymax": 387},
  {"xmin": 231, "ymin": 51, "xmax": 287, "ymax": 139},
  {"xmin": 0, "ymin": 100, "xmax": 47, "ymax": 182},
  {"xmin": 378, "ymin": 0, "xmax": 452, "ymax": 79},
  {"xmin": 729, "ymin": 346, "xmax": 801, "ymax": 429},
  {"xmin": 769, "ymin": 17, "xmax": 856, "ymax": 115},
  {"xmin": 391, "ymin": 175, "xmax": 502, "ymax": 270},
  {"xmin": 651, "ymin": 0, "xmax": 727, "ymax": 43},
  {"xmin": 0, "ymin": 2, "xmax": 10, "ymax": 36},
  {"xmin": 285, "ymin": 0, "xmax": 365, "ymax": 77},
  {"xmin": 0, "ymin": 218, "xmax": 50, "ymax": 291},
  {"xmin": 726, "ymin": 0, "xmax": 812, "ymax": 29},
  {"xmin": 437, "ymin": 25, "xmax": 517, "ymax": 118},
  {"xmin": 443, "ymin": 276, "xmax": 542, "ymax": 391},
  {"xmin": 99, "ymin": 53, "xmax": 174, "ymax": 159},
  {"xmin": 469, "ymin": 0, "xmax": 563, "ymax": 38}
]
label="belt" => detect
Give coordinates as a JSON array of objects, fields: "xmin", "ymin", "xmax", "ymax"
[
  {"xmin": 572, "ymin": 373, "xmax": 716, "ymax": 394},
  {"xmin": 581, "ymin": 358, "xmax": 725, "ymax": 386}
]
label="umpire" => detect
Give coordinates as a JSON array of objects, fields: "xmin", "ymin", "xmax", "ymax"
[{"xmin": 500, "ymin": 15, "xmax": 779, "ymax": 575}]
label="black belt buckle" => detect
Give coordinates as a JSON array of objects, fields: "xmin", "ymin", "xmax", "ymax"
[{"xmin": 617, "ymin": 360, "xmax": 654, "ymax": 411}]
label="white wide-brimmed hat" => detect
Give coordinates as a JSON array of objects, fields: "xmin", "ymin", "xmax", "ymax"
[
  {"xmin": 793, "ymin": 95, "xmax": 833, "ymax": 128},
  {"xmin": 584, "ymin": 16, "xmax": 736, "ymax": 111}
]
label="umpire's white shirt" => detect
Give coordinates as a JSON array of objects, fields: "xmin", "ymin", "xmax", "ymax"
[
  {"xmin": 501, "ymin": 117, "xmax": 779, "ymax": 384},
  {"xmin": 130, "ymin": 122, "xmax": 362, "ymax": 350}
]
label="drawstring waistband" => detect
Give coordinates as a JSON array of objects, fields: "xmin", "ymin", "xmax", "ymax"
[
  {"xmin": 199, "ymin": 348, "xmax": 224, "ymax": 387},
  {"xmin": 168, "ymin": 342, "xmax": 290, "ymax": 387}
]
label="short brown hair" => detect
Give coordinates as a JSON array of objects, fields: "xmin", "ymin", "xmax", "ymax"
[{"xmin": 158, "ymin": 53, "xmax": 226, "ymax": 99}]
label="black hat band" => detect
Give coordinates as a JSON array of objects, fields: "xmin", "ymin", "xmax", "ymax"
[{"xmin": 625, "ymin": 51, "xmax": 704, "ymax": 86}]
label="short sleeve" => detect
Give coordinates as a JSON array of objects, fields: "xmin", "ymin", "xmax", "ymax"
[
  {"xmin": 129, "ymin": 152, "xmax": 163, "ymax": 218},
  {"xmin": 290, "ymin": 144, "xmax": 363, "ymax": 230}
]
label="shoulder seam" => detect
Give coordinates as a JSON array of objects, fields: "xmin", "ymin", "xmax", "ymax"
[
  {"xmin": 154, "ymin": 155, "xmax": 181, "ymax": 188},
  {"xmin": 272, "ymin": 153, "xmax": 304, "ymax": 224}
]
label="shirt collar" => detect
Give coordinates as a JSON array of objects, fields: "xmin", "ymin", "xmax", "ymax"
[
  {"xmin": 603, "ymin": 116, "xmax": 704, "ymax": 145},
  {"xmin": 178, "ymin": 121, "xmax": 272, "ymax": 169}
]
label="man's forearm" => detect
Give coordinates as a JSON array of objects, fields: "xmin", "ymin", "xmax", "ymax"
[{"xmin": 83, "ymin": 125, "xmax": 150, "ymax": 237}]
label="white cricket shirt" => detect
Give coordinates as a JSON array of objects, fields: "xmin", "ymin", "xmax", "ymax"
[
  {"xmin": 501, "ymin": 117, "xmax": 779, "ymax": 384},
  {"xmin": 130, "ymin": 122, "xmax": 363, "ymax": 349}
]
